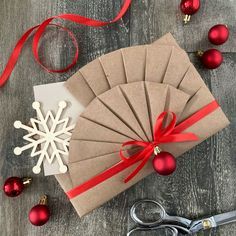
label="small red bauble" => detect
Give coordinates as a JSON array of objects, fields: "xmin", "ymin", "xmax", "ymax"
[
  {"xmin": 200, "ymin": 49, "xmax": 223, "ymax": 69},
  {"xmin": 29, "ymin": 195, "xmax": 50, "ymax": 226},
  {"xmin": 180, "ymin": 0, "xmax": 200, "ymax": 15},
  {"xmin": 180, "ymin": 0, "xmax": 200, "ymax": 23},
  {"xmin": 29, "ymin": 205, "xmax": 50, "ymax": 226},
  {"xmin": 3, "ymin": 177, "xmax": 32, "ymax": 197},
  {"xmin": 152, "ymin": 152, "xmax": 176, "ymax": 176},
  {"xmin": 208, "ymin": 24, "xmax": 229, "ymax": 45}
]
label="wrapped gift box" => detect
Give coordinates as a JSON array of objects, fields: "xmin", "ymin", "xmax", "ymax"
[{"xmin": 51, "ymin": 33, "xmax": 230, "ymax": 217}]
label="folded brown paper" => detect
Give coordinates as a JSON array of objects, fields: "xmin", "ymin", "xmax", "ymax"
[
  {"xmin": 68, "ymin": 82, "xmax": 190, "ymax": 215},
  {"xmin": 65, "ymin": 81, "xmax": 229, "ymax": 217},
  {"xmin": 55, "ymin": 33, "xmax": 229, "ymax": 217},
  {"xmin": 65, "ymin": 33, "xmax": 191, "ymax": 107}
]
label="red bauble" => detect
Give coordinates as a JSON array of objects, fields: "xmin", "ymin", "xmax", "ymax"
[
  {"xmin": 152, "ymin": 152, "xmax": 176, "ymax": 176},
  {"xmin": 3, "ymin": 177, "xmax": 24, "ymax": 197},
  {"xmin": 208, "ymin": 24, "xmax": 229, "ymax": 45},
  {"xmin": 29, "ymin": 204, "xmax": 50, "ymax": 226},
  {"xmin": 201, "ymin": 49, "xmax": 223, "ymax": 69},
  {"xmin": 180, "ymin": 0, "xmax": 200, "ymax": 15}
]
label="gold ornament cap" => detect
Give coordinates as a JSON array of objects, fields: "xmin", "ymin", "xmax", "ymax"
[
  {"xmin": 39, "ymin": 195, "xmax": 48, "ymax": 205},
  {"xmin": 22, "ymin": 177, "xmax": 32, "ymax": 186},
  {"xmin": 196, "ymin": 50, "xmax": 204, "ymax": 57},
  {"xmin": 183, "ymin": 15, "xmax": 191, "ymax": 24},
  {"xmin": 154, "ymin": 146, "xmax": 162, "ymax": 155}
]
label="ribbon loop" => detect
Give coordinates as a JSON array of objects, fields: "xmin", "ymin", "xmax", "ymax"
[
  {"xmin": 153, "ymin": 112, "xmax": 177, "ymax": 140},
  {"xmin": 0, "ymin": 0, "xmax": 132, "ymax": 87},
  {"xmin": 120, "ymin": 111, "xmax": 198, "ymax": 182}
]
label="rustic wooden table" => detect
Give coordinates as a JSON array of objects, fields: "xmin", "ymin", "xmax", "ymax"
[{"xmin": 0, "ymin": 1, "xmax": 236, "ymax": 235}]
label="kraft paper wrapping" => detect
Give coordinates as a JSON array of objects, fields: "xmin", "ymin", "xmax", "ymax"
[
  {"xmin": 65, "ymin": 33, "xmax": 183, "ymax": 106},
  {"xmin": 55, "ymin": 33, "xmax": 229, "ymax": 217},
  {"xmin": 66, "ymin": 81, "xmax": 229, "ymax": 217},
  {"xmin": 65, "ymin": 39, "xmax": 205, "ymax": 107}
]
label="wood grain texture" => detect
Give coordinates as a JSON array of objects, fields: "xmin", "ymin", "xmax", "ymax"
[
  {"xmin": 0, "ymin": 1, "xmax": 236, "ymax": 236},
  {"xmin": 129, "ymin": 0, "xmax": 236, "ymax": 52}
]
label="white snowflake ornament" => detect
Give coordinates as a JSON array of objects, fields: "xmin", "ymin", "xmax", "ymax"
[{"xmin": 14, "ymin": 101, "xmax": 75, "ymax": 174}]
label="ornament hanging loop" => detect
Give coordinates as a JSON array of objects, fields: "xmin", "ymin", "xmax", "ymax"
[
  {"xmin": 153, "ymin": 146, "xmax": 162, "ymax": 155},
  {"xmin": 22, "ymin": 177, "xmax": 32, "ymax": 186},
  {"xmin": 183, "ymin": 15, "xmax": 191, "ymax": 24},
  {"xmin": 39, "ymin": 195, "xmax": 48, "ymax": 205},
  {"xmin": 196, "ymin": 50, "xmax": 204, "ymax": 57}
]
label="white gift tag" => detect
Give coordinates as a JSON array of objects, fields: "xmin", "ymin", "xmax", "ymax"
[{"xmin": 33, "ymin": 82, "xmax": 84, "ymax": 176}]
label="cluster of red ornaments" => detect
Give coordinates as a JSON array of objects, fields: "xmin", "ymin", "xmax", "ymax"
[
  {"xmin": 3, "ymin": 177, "xmax": 50, "ymax": 226},
  {"xmin": 180, "ymin": 1, "xmax": 229, "ymax": 70},
  {"xmin": 200, "ymin": 24, "xmax": 229, "ymax": 69}
]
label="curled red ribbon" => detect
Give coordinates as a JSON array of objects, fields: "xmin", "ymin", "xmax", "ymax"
[
  {"xmin": 0, "ymin": 0, "xmax": 132, "ymax": 87},
  {"xmin": 66, "ymin": 100, "xmax": 219, "ymax": 199},
  {"xmin": 120, "ymin": 111, "xmax": 198, "ymax": 183}
]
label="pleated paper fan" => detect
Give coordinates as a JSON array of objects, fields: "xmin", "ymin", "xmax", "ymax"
[
  {"xmin": 66, "ymin": 48, "xmax": 206, "ymax": 107},
  {"xmin": 65, "ymin": 33, "xmax": 200, "ymax": 106},
  {"xmin": 65, "ymin": 81, "xmax": 229, "ymax": 216},
  {"xmin": 69, "ymin": 82, "xmax": 189, "ymax": 163}
]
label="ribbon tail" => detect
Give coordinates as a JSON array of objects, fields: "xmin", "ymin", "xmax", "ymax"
[
  {"xmin": 124, "ymin": 148, "xmax": 153, "ymax": 183},
  {"xmin": 0, "ymin": 25, "xmax": 39, "ymax": 87},
  {"xmin": 0, "ymin": 0, "xmax": 132, "ymax": 87}
]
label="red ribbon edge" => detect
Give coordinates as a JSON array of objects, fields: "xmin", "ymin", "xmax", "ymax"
[
  {"xmin": 66, "ymin": 100, "xmax": 219, "ymax": 199},
  {"xmin": 0, "ymin": 0, "xmax": 132, "ymax": 87}
]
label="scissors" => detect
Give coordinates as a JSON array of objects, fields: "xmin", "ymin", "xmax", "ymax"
[{"xmin": 127, "ymin": 199, "xmax": 236, "ymax": 235}]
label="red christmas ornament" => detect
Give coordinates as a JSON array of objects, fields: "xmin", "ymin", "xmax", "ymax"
[
  {"xmin": 3, "ymin": 177, "xmax": 32, "ymax": 197},
  {"xmin": 198, "ymin": 49, "xmax": 223, "ymax": 69},
  {"xmin": 180, "ymin": 0, "xmax": 201, "ymax": 24},
  {"xmin": 29, "ymin": 195, "xmax": 50, "ymax": 226},
  {"xmin": 152, "ymin": 151, "xmax": 176, "ymax": 176},
  {"xmin": 208, "ymin": 24, "xmax": 229, "ymax": 45}
]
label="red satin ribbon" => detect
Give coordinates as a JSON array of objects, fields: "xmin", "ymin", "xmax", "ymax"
[
  {"xmin": 119, "ymin": 111, "xmax": 198, "ymax": 182},
  {"xmin": 66, "ymin": 100, "xmax": 219, "ymax": 199},
  {"xmin": 0, "ymin": 0, "xmax": 132, "ymax": 87}
]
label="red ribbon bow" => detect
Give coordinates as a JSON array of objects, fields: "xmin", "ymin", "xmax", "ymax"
[
  {"xmin": 120, "ymin": 111, "xmax": 198, "ymax": 183},
  {"xmin": 66, "ymin": 101, "xmax": 219, "ymax": 200}
]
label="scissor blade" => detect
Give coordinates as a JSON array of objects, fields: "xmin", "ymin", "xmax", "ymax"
[{"xmin": 213, "ymin": 210, "xmax": 236, "ymax": 227}]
